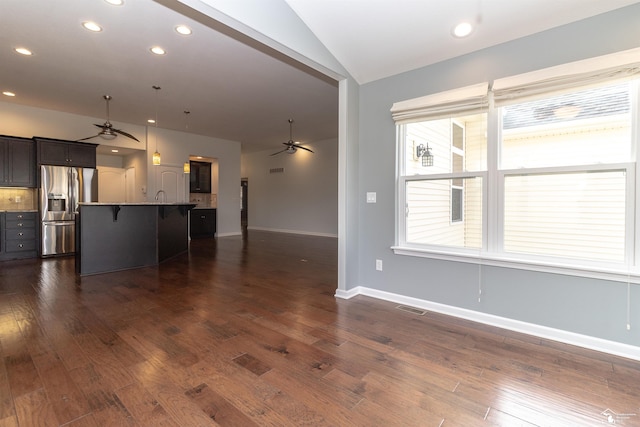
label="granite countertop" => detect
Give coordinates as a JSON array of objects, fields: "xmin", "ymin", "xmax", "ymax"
[
  {"xmin": 79, "ymin": 202, "xmax": 196, "ymax": 206},
  {"xmin": 0, "ymin": 209, "xmax": 38, "ymax": 212}
]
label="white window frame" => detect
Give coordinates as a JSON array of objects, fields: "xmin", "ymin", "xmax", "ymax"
[
  {"xmin": 398, "ymin": 171, "xmax": 487, "ymax": 255},
  {"xmin": 451, "ymin": 120, "xmax": 465, "ymax": 224},
  {"xmin": 392, "ymin": 49, "xmax": 640, "ymax": 283}
]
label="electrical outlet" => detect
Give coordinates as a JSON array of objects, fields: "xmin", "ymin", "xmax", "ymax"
[
  {"xmin": 15, "ymin": 196, "xmax": 21, "ymax": 203},
  {"xmin": 376, "ymin": 259, "xmax": 383, "ymax": 271},
  {"xmin": 367, "ymin": 192, "xmax": 377, "ymax": 203}
]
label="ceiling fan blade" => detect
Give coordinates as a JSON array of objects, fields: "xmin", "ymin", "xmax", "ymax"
[
  {"xmin": 112, "ymin": 127, "xmax": 140, "ymax": 142},
  {"xmin": 297, "ymin": 145, "xmax": 314, "ymax": 153},
  {"xmin": 76, "ymin": 134, "xmax": 100, "ymax": 142},
  {"xmin": 270, "ymin": 148, "xmax": 289, "ymax": 156},
  {"xmin": 93, "ymin": 123, "xmax": 107, "ymax": 129}
]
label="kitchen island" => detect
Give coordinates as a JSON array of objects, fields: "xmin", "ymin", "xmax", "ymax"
[{"xmin": 76, "ymin": 202, "xmax": 196, "ymax": 276}]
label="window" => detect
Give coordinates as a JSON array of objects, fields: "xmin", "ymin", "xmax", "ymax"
[
  {"xmin": 401, "ymin": 112, "xmax": 487, "ymax": 251},
  {"xmin": 392, "ymin": 49, "xmax": 640, "ymax": 279},
  {"xmin": 500, "ymin": 82, "xmax": 632, "ymax": 263}
]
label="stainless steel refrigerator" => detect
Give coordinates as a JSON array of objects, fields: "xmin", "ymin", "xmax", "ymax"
[{"xmin": 40, "ymin": 165, "xmax": 98, "ymax": 256}]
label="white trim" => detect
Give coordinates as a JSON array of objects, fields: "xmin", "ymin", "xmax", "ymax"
[
  {"xmin": 335, "ymin": 285, "xmax": 640, "ymax": 362},
  {"xmin": 334, "ymin": 287, "xmax": 360, "ymax": 299},
  {"xmin": 247, "ymin": 226, "xmax": 337, "ymax": 238},
  {"xmin": 217, "ymin": 231, "xmax": 242, "ymax": 237}
]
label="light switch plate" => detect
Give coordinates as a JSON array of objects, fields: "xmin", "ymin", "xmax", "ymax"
[{"xmin": 366, "ymin": 192, "xmax": 376, "ymax": 203}]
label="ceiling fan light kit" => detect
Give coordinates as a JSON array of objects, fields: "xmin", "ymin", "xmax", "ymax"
[
  {"xmin": 99, "ymin": 130, "xmax": 117, "ymax": 140},
  {"xmin": 78, "ymin": 95, "xmax": 140, "ymax": 142},
  {"xmin": 270, "ymin": 119, "xmax": 314, "ymax": 156}
]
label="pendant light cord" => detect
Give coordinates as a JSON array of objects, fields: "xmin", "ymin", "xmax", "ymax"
[{"xmin": 153, "ymin": 85, "xmax": 161, "ymax": 152}]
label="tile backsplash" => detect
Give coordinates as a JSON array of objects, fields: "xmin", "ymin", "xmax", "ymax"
[
  {"xmin": 0, "ymin": 188, "xmax": 37, "ymax": 210},
  {"xmin": 189, "ymin": 193, "xmax": 217, "ymax": 208}
]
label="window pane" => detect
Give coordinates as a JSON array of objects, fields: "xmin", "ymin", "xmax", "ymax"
[
  {"xmin": 406, "ymin": 177, "xmax": 482, "ymax": 248},
  {"xmin": 452, "ymin": 153, "xmax": 464, "ymax": 186},
  {"xmin": 452, "ymin": 122, "xmax": 464, "ymax": 150},
  {"xmin": 404, "ymin": 113, "xmax": 486, "ymax": 175},
  {"xmin": 503, "ymin": 170, "xmax": 626, "ymax": 262},
  {"xmin": 451, "ymin": 187, "xmax": 463, "ymax": 222},
  {"xmin": 501, "ymin": 82, "xmax": 632, "ymax": 169}
]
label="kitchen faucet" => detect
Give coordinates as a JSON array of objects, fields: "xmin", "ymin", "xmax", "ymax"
[{"xmin": 155, "ymin": 190, "xmax": 166, "ymax": 202}]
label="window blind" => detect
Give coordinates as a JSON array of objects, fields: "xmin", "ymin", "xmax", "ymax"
[
  {"xmin": 492, "ymin": 47, "xmax": 640, "ymax": 106},
  {"xmin": 391, "ymin": 82, "xmax": 489, "ymax": 124}
]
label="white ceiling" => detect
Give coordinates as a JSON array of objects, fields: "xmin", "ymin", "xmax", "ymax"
[
  {"xmin": 1, "ymin": 0, "xmax": 637, "ymax": 153},
  {"xmin": 286, "ymin": 0, "xmax": 640, "ymax": 85}
]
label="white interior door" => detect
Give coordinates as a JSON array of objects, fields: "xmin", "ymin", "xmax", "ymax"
[
  {"xmin": 98, "ymin": 167, "xmax": 126, "ymax": 203},
  {"xmin": 156, "ymin": 165, "xmax": 186, "ymax": 202}
]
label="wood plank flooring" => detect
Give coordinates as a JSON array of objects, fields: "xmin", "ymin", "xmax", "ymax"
[{"xmin": 1, "ymin": 230, "xmax": 640, "ymax": 426}]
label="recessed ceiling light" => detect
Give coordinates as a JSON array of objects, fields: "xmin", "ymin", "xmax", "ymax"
[
  {"xmin": 2, "ymin": 91, "xmax": 16, "ymax": 97},
  {"xmin": 104, "ymin": 0, "xmax": 123, "ymax": 5},
  {"xmin": 175, "ymin": 25, "xmax": 192, "ymax": 36},
  {"xmin": 150, "ymin": 46, "xmax": 166, "ymax": 55},
  {"xmin": 148, "ymin": 119, "xmax": 156, "ymax": 124},
  {"xmin": 82, "ymin": 21, "xmax": 103, "ymax": 32},
  {"xmin": 14, "ymin": 47, "xmax": 32, "ymax": 56},
  {"xmin": 452, "ymin": 22, "xmax": 473, "ymax": 38},
  {"xmin": 111, "ymin": 149, "xmax": 119, "ymax": 153}
]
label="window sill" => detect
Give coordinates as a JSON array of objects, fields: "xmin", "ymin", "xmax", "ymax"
[{"xmin": 391, "ymin": 246, "xmax": 640, "ymax": 284}]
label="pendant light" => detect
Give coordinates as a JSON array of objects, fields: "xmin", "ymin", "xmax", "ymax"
[
  {"xmin": 183, "ymin": 110, "xmax": 190, "ymax": 173},
  {"xmin": 152, "ymin": 85, "xmax": 161, "ymax": 166}
]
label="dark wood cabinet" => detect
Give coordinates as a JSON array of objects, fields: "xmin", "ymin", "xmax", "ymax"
[
  {"xmin": 0, "ymin": 135, "xmax": 36, "ymax": 187},
  {"xmin": 35, "ymin": 137, "xmax": 96, "ymax": 168},
  {"xmin": 190, "ymin": 208, "xmax": 216, "ymax": 238},
  {"xmin": 189, "ymin": 161, "xmax": 211, "ymax": 193},
  {"xmin": 0, "ymin": 211, "xmax": 38, "ymax": 260}
]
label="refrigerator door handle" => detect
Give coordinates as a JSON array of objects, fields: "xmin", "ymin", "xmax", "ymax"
[{"xmin": 68, "ymin": 168, "xmax": 75, "ymax": 216}]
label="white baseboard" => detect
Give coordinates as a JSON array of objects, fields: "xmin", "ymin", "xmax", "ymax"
[
  {"xmin": 216, "ymin": 231, "xmax": 242, "ymax": 237},
  {"xmin": 247, "ymin": 226, "xmax": 337, "ymax": 238},
  {"xmin": 335, "ymin": 286, "xmax": 640, "ymax": 362}
]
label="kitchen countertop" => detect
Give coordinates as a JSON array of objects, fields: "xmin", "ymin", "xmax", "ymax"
[
  {"xmin": 0, "ymin": 209, "xmax": 38, "ymax": 212},
  {"xmin": 79, "ymin": 202, "xmax": 195, "ymax": 206}
]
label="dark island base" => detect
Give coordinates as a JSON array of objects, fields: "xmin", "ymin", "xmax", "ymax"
[{"xmin": 76, "ymin": 203, "xmax": 195, "ymax": 276}]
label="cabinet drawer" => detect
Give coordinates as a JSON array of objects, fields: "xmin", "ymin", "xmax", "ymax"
[
  {"xmin": 5, "ymin": 239, "xmax": 36, "ymax": 253},
  {"xmin": 5, "ymin": 218, "xmax": 36, "ymax": 230},
  {"xmin": 4, "ymin": 228, "xmax": 36, "ymax": 240},
  {"xmin": 5, "ymin": 212, "xmax": 36, "ymax": 222}
]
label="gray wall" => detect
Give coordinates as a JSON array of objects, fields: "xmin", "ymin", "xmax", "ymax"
[
  {"xmin": 356, "ymin": 4, "xmax": 640, "ymax": 348},
  {"xmin": 241, "ymin": 137, "xmax": 338, "ymax": 237}
]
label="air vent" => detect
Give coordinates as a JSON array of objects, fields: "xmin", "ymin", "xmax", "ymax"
[
  {"xmin": 396, "ymin": 305, "xmax": 426, "ymax": 316},
  {"xmin": 269, "ymin": 167, "xmax": 284, "ymax": 174}
]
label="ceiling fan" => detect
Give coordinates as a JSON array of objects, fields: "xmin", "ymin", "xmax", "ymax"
[
  {"xmin": 77, "ymin": 95, "xmax": 140, "ymax": 142},
  {"xmin": 270, "ymin": 119, "xmax": 313, "ymax": 156}
]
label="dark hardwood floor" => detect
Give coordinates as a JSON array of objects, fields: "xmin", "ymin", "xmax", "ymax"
[{"xmin": 1, "ymin": 230, "xmax": 640, "ymax": 426}]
